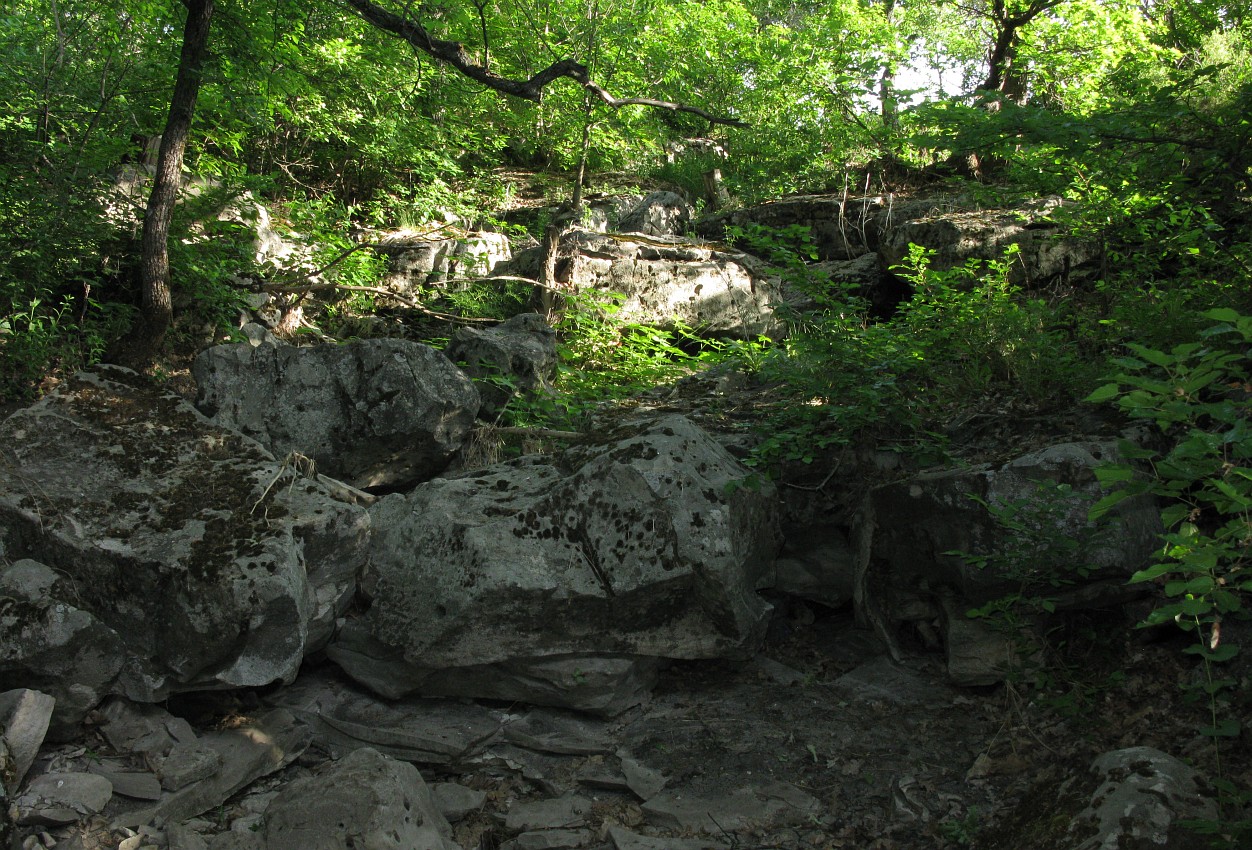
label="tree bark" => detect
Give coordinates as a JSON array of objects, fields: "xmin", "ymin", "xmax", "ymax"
[
  {"xmin": 130, "ymin": 0, "xmax": 214, "ymax": 363},
  {"xmin": 978, "ymin": 0, "xmax": 1069, "ymax": 99}
]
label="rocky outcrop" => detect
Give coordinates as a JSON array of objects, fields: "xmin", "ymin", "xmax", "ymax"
[
  {"xmin": 876, "ymin": 196, "xmax": 1100, "ymax": 287},
  {"xmin": 617, "ymin": 191, "xmax": 692, "ymax": 237},
  {"xmin": 697, "ymin": 194, "xmax": 937, "ymax": 261},
  {"xmin": 328, "ymin": 413, "xmax": 781, "ymax": 714},
  {"xmin": 194, "ymin": 331, "xmax": 479, "ymax": 491},
  {"xmin": 0, "ymin": 366, "xmax": 369, "ymax": 710},
  {"xmin": 0, "ymin": 561, "xmax": 127, "ymax": 734},
  {"xmin": 446, "ymin": 313, "xmax": 559, "ymax": 419},
  {"xmin": 506, "ymin": 230, "xmax": 785, "ymax": 339},
  {"xmin": 858, "ymin": 440, "xmax": 1163, "ymax": 683},
  {"xmin": 698, "ymin": 193, "xmax": 1101, "ymax": 299},
  {"xmin": 264, "ymin": 747, "xmax": 459, "ymax": 850},
  {"xmin": 375, "ymin": 229, "xmax": 512, "ymax": 295}
]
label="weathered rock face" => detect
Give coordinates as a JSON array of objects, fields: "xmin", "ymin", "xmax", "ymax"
[
  {"xmin": 329, "ymin": 414, "xmax": 781, "ymax": 713},
  {"xmin": 0, "ymin": 561, "xmax": 127, "ymax": 734},
  {"xmin": 617, "ymin": 191, "xmax": 693, "ymax": 237},
  {"xmin": 1070, "ymin": 747, "xmax": 1218, "ymax": 850},
  {"xmin": 194, "ymin": 333, "xmax": 479, "ymax": 491},
  {"xmin": 445, "ymin": 313, "xmax": 559, "ymax": 419},
  {"xmin": 264, "ymin": 747, "xmax": 458, "ymax": 850},
  {"xmin": 876, "ymin": 196, "xmax": 1100, "ymax": 287},
  {"xmin": 512, "ymin": 230, "xmax": 784, "ymax": 339},
  {"xmin": 0, "ymin": 366, "xmax": 369, "ymax": 707},
  {"xmin": 375, "ymin": 230, "xmax": 512, "ymax": 295},
  {"xmin": 860, "ymin": 441, "xmax": 1162, "ymax": 683},
  {"xmin": 698, "ymin": 194, "xmax": 1101, "ymax": 306}
]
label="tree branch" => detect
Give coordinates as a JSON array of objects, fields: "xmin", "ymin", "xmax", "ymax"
[{"xmin": 342, "ymin": 0, "xmax": 746, "ymax": 127}]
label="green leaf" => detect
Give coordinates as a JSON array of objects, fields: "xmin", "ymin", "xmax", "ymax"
[
  {"xmin": 1094, "ymin": 465, "xmax": 1136, "ymax": 484},
  {"xmin": 1088, "ymin": 490, "xmax": 1131, "ymax": 520},
  {"xmin": 1199, "ymin": 718, "xmax": 1241, "ymax": 738},
  {"xmin": 1085, "ymin": 382, "xmax": 1121, "ymax": 403},
  {"xmin": 1125, "ymin": 343, "xmax": 1174, "ymax": 368},
  {"xmin": 1130, "ymin": 562, "xmax": 1175, "ymax": 583},
  {"xmin": 1203, "ymin": 308, "xmax": 1241, "ymax": 323},
  {"xmin": 1181, "ymin": 643, "xmax": 1239, "ymax": 663}
]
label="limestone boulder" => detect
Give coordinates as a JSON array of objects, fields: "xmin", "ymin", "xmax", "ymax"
[
  {"xmin": 618, "ymin": 191, "xmax": 693, "ymax": 237},
  {"xmin": 445, "ymin": 313, "xmax": 558, "ymax": 418},
  {"xmin": 194, "ymin": 334, "xmax": 479, "ymax": 491},
  {"xmin": 0, "ymin": 561, "xmax": 127, "ymax": 734},
  {"xmin": 862, "ymin": 441, "xmax": 1162, "ymax": 681},
  {"xmin": 375, "ymin": 230, "xmax": 512, "ymax": 295},
  {"xmin": 0, "ymin": 366, "xmax": 369, "ymax": 706},
  {"xmin": 877, "ymin": 196, "xmax": 1100, "ymax": 287},
  {"xmin": 516, "ymin": 229, "xmax": 785, "ymax": 339},
  {"xmin": 329, "ymin": 414, "xmax": 781, "ymax": 713},
  {"xmin": 584, "ymin": 194, "xmax": 645, "ymax": 232},
  {"xmin": 264, "ymin": 747, "xmax": 458, "ymax": 850},
  {"xmin": 1070, "ymin": 747, "xmax": 1218, "ymax": 850}
]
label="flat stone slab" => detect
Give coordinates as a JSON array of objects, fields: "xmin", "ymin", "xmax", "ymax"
[
  {"xmin": 641, "ymin": 781, "xmax": 820, "ymax": 834},
  {"xmin": 607, "ymin": 825, "xmax": 727, "ymax": 850},
  {"xmin": 266, "ymin": 670, "xmax": 503, "ymax": 765},
  {"xmin": 505, "ymin": 795, "xmax": 594, "ymax": 832},
  {"xmin": 503, "ymin": 710, "xmax": 613, "ymax": 756},
  {"xmin": 87, "ymin": 766, "xmax": 163, "ymax": 800},
  {"xmin": 509, "ymin": 829, "xmax": 595, "ymax": 850},
  {"xmin": 13, "ymin": 772, "xmax": 113, "ymax": 825},
  {"xmin": 830, "ymin": 657, "xmax": 953, "ymax": 707},
  {"xmin": 115, "ymin": 709, "xmax": 310, "ymax": 829}
]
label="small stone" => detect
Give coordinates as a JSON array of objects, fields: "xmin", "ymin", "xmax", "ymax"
[
  {"xmin": 431, "ymin": 782, "xmax": 486, "ymax": 822},
  {"xmin": 150, "ymin": 743, "xmax": 224, "ymax": 791},
  {"xmin": 511, "ymin": 828, "xmax": 594, "ymax": 850},
  {"xmin": 0, "ymin": 689, "xmax": 55, "ymax": 788},
  {"xmin": 619, "ymin": 755, "xmax": 667, "ymax": 801},
  {"xmin": 505, "ymin": 795, "xmax": 593, "ymax": 832}
]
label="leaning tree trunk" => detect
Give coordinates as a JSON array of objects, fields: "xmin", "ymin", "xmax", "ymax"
[{"xmin": 132, "ymin": 0, "xmax": 214, "ymax": 363}]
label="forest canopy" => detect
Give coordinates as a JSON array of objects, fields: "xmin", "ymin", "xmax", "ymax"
[{"xmin": 0, "ymin": 0, "xmax": 1249, "ymax": 397}]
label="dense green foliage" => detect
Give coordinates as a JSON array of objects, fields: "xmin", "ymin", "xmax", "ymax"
[{"xmin": 0, "ymin": 0, "xmax": 1249, "ymax": 424}]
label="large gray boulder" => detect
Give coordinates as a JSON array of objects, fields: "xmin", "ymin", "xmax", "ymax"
[
  {"xmin": 445, "ymin": 313, "xmax": 559, "ymax": 419},
  {"xmin": 264, "ymin": 747, "xmax": 458, "ymax": 850},
  {"xmin": 509, "ymin": 230, "xmax": 785, "ymax": 339},
  {"xmin": 329, "ymin": 414, "xmax": 781, "ymax": 713},
  {"xmin": 618, "ymin": 191, "xmax": 693, "ymax": 237},
  {"xmin": 375, "ymin": 229, "xmax": 512, "ymax": 295},
  {"xmin": 0, "ymin": 366, "xmax": 369, "ymax": 707},
  {"xmin": 194, "ymin": 334, "xmax": 479, "ymax": 491},
  {"xmin": 1070, "ymin": 747, "xmax": 1218, "ymax": 850},
  {"xmin": 876, "ymin": 196, "xmax": 1100, "ymax": 287},
  {"xmin": 860, "ymin": 441, "xmax": 1162, "ymax": 681}
]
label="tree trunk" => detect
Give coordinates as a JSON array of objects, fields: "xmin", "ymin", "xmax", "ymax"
[
  {"xmin": 130, "ymin": 0, "xmax": 214, "ymax": 364},
  {"xmin": 879, "ymin": 0, "xmax": 900, "ymax": 132}
]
